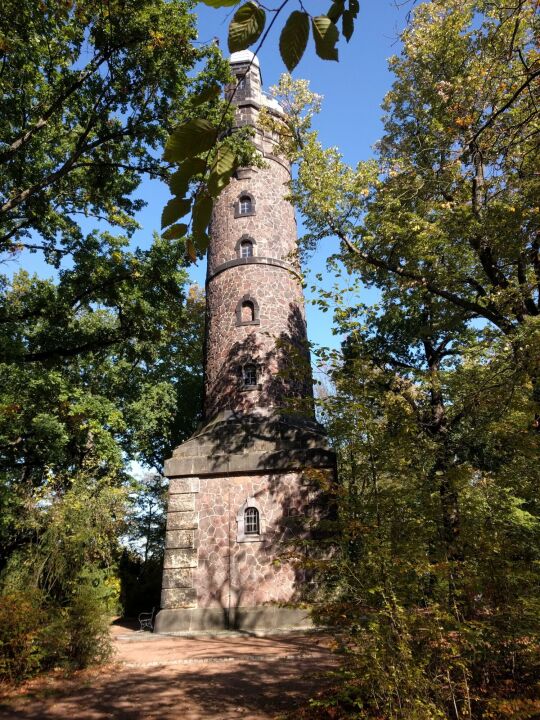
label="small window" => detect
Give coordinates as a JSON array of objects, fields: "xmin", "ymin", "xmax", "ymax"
[
  {"xmin": 243, "ymin": 364, "xmax": 257, "ymax": 386},
  {"xmin": 237, "ymin": 75, "xmax": 246, "ymax": 90},
  {"xmin": 244, "ymin": 507, "xmax": 260, "ymax": 535},
  {"xmin": 239, "ymin": 196, "xmax": 252, "ymax": 215},
  {"xmin": 240, "ymin": 240, "xmax": 253, "ymax": 258},
  {"xmin": 241, "ymin": 301, "xmax": 255, "ymax": 323}
]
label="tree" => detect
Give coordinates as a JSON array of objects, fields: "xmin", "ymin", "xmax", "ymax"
[
  {"xmin": 0, "ymin": 0, "xmax": 231, "ymax": 255},
  {"xmin": 258, "ymin": 1, "xmax": 540, "ymax": 715}
]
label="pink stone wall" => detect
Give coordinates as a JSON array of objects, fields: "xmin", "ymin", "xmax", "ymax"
[
  {"xmin": 207, "ymin": 159, "xmax": 298, "ymax": 276},
  {"xmin": 195, "ymin": 472, "xmax": 315, "ymax": 609},
  {"xmin": 204, "ymin": 148, "xmax": 312, "ymax": 419},
  {"xmin": 205, "ymin": 263, "xmax": 310, "ymax": 417}
]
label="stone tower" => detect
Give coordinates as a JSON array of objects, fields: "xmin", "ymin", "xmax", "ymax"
[{"xmin": 154, "ymin": 51, "xmax": 335, "ymax": 634}]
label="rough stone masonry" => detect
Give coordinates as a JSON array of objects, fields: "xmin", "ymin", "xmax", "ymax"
[{"xmin": 154, "ymin": 51, "xmax": 336, "ymax": 634}]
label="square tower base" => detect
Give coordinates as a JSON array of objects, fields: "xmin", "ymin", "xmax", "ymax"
[{"xmin": 154, "ymin": 412, "xmax": 335, "ymax": 634}]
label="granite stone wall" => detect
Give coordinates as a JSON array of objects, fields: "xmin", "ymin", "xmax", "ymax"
[{"xmin": 161, "ymin": 470, "xmax": 321, "ymax": 613}]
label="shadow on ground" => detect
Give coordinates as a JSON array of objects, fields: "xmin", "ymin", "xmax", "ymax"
[{"xmin": 0, "ymin": 632, "xmax": 336, "ymax": 720}]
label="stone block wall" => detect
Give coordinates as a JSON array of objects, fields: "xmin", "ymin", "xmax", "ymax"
[
  {"xmin": 204, "ymin": 154, "xmax": 312, "ymax": 419},
  {"xmin": 159, "ymin": 470, "xmax": 322, "ymax": 614}
]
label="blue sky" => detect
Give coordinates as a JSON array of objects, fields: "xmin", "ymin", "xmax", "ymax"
[{"xmin": 9, "ymin": 0, "xmax": 410, "ymax": 352}]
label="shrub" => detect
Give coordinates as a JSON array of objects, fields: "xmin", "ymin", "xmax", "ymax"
[{"xmin": 0, "ymin": 591, "xmax": 47, "ymax": 680}]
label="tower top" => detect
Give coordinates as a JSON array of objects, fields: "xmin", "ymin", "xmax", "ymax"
[{"xmin": 230, "ymin": 50, "xmax": 260, "ymax": 68}]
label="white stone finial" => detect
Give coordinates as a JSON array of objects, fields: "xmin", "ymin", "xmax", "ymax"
[{"xmin": 229, "ymin": 50, "xmax": 260, "ymax": 67}]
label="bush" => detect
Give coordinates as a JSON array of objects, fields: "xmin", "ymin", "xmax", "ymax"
[
  {"xmin": 0, "ymin": 591, "xmax": 47, "ymax": 680},
  {"xmin": 64, "ymin": 577, "xmax": 113, "ymax": 669}
]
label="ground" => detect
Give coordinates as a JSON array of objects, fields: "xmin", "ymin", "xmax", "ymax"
[{"xmin": 0, "ymin": 622, "xmax": 336, "ymax": 719}]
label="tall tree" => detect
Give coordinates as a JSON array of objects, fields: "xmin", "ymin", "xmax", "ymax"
[{"xmin": 259, "ymin": 1, "xmax": 540, "ymax": 715}]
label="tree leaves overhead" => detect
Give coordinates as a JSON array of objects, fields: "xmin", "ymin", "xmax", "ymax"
[
  {"xmin": 207, "ymin": 146, "xmax": 238, "ymax": 197},
  {"xmin": 192, "ymin": 194, "xmax": 214, "ymax": 242},
  {"xmin": 161, "ymin": 223, "xmax": 188, "ymax": 240},
  {"xmin": 342, "ymin": 10, "xmax": 354, "ymax": 42},
  {"xmin": 161, "ymin": 198, "xmax": 191, "ymax": 230},
  {"xmin": 200, "ymin": 0, "xmax": 239, "ymax": 6},
  {"xmin": 279, "ymin": 11, "xmax": 310, "ymax": 72},
  {"xmin": 169, "ymin": 158, "xmax": 207, "ymax": 197},
  {"xmin": 192, "ymin": 83, "xmax": 222, "ymax": 106},
  {"xmin": 228, "ymin": 2, "xmax": 266, "ymax": 53},
  {"xmin": 163, "ymin": 119, "xmax": 217, "ymax": 164},
  {"xmin": 311, "ymin": 16, "xmax": 339, "ymax": 61}
]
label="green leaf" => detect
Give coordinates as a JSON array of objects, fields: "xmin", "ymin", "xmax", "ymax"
[
  {"xmin": 161, "ymin": 223, "xmax": 188, "ymax": 240},
  {"xmin": 186, "ymin": 238, "xmax": 197, "ymax": 262},
  {"xmin": 279, "ymin": 11, "xmax": 310, "ymax": 72},
  {"xmin": 349, "ymin": 0, "xmax": 359, "ymax": 17},
  {"xmin": 192, "ymin": 194, "xmax": 213, "ymax": 240},
  {"xmin": 327, "ymin": 1, "xmax": 344, "ymax": 23},
  {"xmin": 169, "ymin": 158, "xmax": 207, "ymax": 197},
  {"xmin": 161, "ymin": 197, "xmax": 191, "ymax": 229},
  {"xmin": 192, "ymin": 83, "xmax": 222, "ymax": 106},
  {"xmin": 342, "ymin": 9, "xmax": 354, "ymax": 42},
  {"xmin": 194, "ymin": 232, "xmax": 210, "ymax": 253},
  {"xmin": 228, "ymin": 2, "xmax": 266, "ymax": 53},
  {"xmin": 200, "ymin": 0, "xmax": 239, "ymax": 6},
  {"xmin": 163, "ymin": 119, "xmax": 216, "ymax": 163},
  {"xmin": 311, "ymin": 16, "xmax": 339, "ymax": 61},
  {"xmin": 207, "ymin": 146, "xmax": 237, "ymax": 197}
]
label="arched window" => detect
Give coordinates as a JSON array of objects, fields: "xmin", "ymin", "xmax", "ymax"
[
  {"xmin": 239, "ymin": 195, "xmax": 252, "ymax": 215},
  {"xmin": 235, "ymin": 294, "xmax": 260, "ymax": 326},
  {"xmin": 244, "ymin": 507, "xmax": 260, "ymax": 535},
  {"xmin": 235, "ymin": 194, "xmax": 255, "ymax": 218},
  {"xmin": 237, "ymin": 497, "xmax": 264, "ymax": 542},
  {"xmin": 241, "ymin": 300, "xmax": 255, "ymax": 323},
  {"xmin": 240, "ymin": 239, "xmax": 253, "ymax": 258},
  {"xmin": 236, "ymin": 75, "xmax": 246, "ymax": 90},
  {"xmin": 243, "ymin": 364, "xmax": 257, "ymax": 386}
]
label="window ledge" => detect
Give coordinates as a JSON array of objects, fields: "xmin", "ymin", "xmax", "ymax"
[
  {"xmin": 240, "ymin": 384, "xmax": 262, "ymax": 392},
  {"xmin": 237, "ymin": 534, "xmax": 264, "ymax": 543}
]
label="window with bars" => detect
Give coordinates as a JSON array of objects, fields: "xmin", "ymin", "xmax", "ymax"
[
  {"xmin": 244, "ymin": 507, "xmax": 260, "ymax": 535},
  {"xmin": 242, "ymin": 364, "xmax": 257, "ymax": 386},
  {"xmin": 240, "ymin": 240, "xmax": 253, "ymax": 258},
  {"xmin": 239, "ymin": 196, "xmax": 252, "ymax": 214}
]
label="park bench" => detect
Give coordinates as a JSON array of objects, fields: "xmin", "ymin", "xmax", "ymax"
[{"xmin": 138, "ymin": 607, "xmax": 155, "ymax": 632}]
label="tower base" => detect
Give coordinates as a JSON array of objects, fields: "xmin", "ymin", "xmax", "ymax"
[
  {"xmin": 154, "ymin": 605, "xmax": 312, "ymax": 634},
  {"xmin": 156, "ymin": 411, "xmax": 335, "ymax": 635}
]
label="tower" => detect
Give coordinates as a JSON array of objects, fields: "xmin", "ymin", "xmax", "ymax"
[{"xmin": 154, "ymin": 52, "xmax": 335, "ymax": 634}]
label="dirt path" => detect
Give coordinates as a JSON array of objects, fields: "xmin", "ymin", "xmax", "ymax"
[{"xmin": 0, "ymin": 624, "xmax": 336, "ymax": 719}]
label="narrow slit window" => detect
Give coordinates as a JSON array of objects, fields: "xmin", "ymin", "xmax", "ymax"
[
  {"xmin": 244, "ymin": 507, "xmax": 260, "ymax": 535},
  {"xmin": 243, "ymin": 364, "xmax": 257, "ymax": 386},
  {"xmin": 241, "ymin": 301, "xmax": 255, "ymax": 323},
  {"xmin": 240, "ymin": 240, "xmax": 253, "ymax": 258},
  {"xmin": 239, "ymin": 196, "xmax": 252, "ymax": 215},
  {"xmin": 237, "ymin": 75, "xmax": 246, "ymax": 90}
]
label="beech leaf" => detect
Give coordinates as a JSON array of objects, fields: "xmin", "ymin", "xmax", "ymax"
[
  {"xmin": 161, "ymin": 223, "xmax": 188, "ymax": 240},
  {"xmin": 207, "ymin": 146, "xmax": 237, "ymax": 197},
  {"xmin": 164, "ymin": 119, "xmax": 216, "ymax": 163},
  {"xmin": 192, "ymin": 83, "xmax": 222, "ymax": 106},
  {"xmin": 169, "ymin": 158, "xmax": 207, "ymax": 197},
  {"xmin": 279, "ymin": 11, "xmax": 310, "ymax": 72},
  {"xmin": 312, "ymin": 16, "xmax": 339, "ymax": 61},
  {"xmin": 228, "ymin": 2, "xmax": 266, "ymax": 53},
  {"xmin": 161, "ymin": 197, "xmax": 191, "ymax": 229}
]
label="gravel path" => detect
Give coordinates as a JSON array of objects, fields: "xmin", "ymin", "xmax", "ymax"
[{"xmin": 0, "ymin": 623, "xmax": 336, "ymax": 719}]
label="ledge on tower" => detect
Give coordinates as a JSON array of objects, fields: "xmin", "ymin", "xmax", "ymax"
[
  {"xmin": 164, "ymin": 410, "xmax": 335, "ymax": 478},
  {"xmin": 230, "ymin": 50, "xmax": 260, "ymax": 67}
]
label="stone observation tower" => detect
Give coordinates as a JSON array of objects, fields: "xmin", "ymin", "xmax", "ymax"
[{"xmin": 154, "ymin": 52, "xmax": 335, "ymax": 633}]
